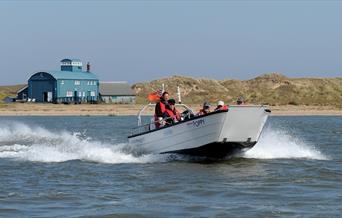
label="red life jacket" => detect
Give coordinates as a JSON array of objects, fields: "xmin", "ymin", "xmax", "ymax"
[
  {"xmin": 165, "ymin": 109, "xmax": 175, "ymax": 120},
  {"xmin": 154, "ymin": 101, "xmax": 167, "ymax": 128},
  {"xmin": 159, "ymin": 101, "xmax": 166, "ymax": 113},
  {"xmin": 154, "ymin": 101, "xmax": 166, "ymax": 121},
  {"xmin": 215, "ymin": 105, "xmax": 229, "ymax": 111}
]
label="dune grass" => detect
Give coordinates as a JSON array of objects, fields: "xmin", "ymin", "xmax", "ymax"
[{"xmin": 133, "ymin": 73, "xmax": 342, "ymax": 107}]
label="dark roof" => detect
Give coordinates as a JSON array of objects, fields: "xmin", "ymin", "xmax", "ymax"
[
  {"xmin": 16, "ymin": 85, "xmax": 28, "ymax": 94},
  {"xmin": 60, "ymin": 58, "xmax": 82, "ymax": 62},
  {"xmin": 100, "ymin": 82, "xmax": 135, "ymax": 96}
]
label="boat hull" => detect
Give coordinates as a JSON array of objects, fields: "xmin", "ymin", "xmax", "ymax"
[
  {"xmin": 128, "ymin": 105, "xmax": 269, "ymax": 158},
  {"xmin": 162, "ymin": 141, "xmax": 257, "ymax": 158}
]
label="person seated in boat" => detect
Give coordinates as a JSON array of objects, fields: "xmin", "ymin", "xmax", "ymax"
[
  {"xmin": 163, "ymin": 104, "xmax": 176, "ymax": 126},
  {"xmin": 181, "ymin": 109, "xmax": 195, "ymax": 120},
  {"xmin": 237, "ymin": 96, "xmax": 245, "ymax": 105},
  {"xmin": 197, "ymin": 102, "xmax": 211, "ymax": 116},
  {"xmin": 155, "ymin": 91, "xmax": 169, "ymax": 128},
  {"xmin": 167, "ymin": 99, "xmax": 181, "ymax": 122},
  {"xmin": 214, "ymin": 100, "xmax": 228, "ymax": 111}
]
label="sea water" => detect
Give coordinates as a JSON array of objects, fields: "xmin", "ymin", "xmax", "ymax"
[{"xmin": 0, "ymin": 116, "xmax": 341, "ymax": 217}]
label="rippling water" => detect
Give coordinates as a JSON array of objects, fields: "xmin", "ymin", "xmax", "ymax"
[{"xmin": 0, "ymin": 116, "xmax": 341, "ymax": 217}]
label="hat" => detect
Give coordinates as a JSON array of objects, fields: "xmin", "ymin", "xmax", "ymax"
[
  {"xmin": 168, "ymin": 99, "xmax": 176, "ymax": 105},
  {"xmin": 203, "ymin": 102, "xmax": 211, "ymax": 108},
  {"xmin": 217, "ymin": 100, "xmax": 224, "ymax": 106}
]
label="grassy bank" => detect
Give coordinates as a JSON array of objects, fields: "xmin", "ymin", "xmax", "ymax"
[{"xmin": 0, "ymin": 84, "xmax": 25, "ymax": 100}]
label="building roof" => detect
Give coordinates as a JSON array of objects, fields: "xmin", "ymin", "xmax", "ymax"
[
  {"xmin": 46, "ymin": 71, "xmax": 98, "ymax": 80},
  {"xmin": 16, "ymin": 85, "xmax": 28, "ymax": 94},
  {"xmin": 100, "ymin": 82, "xmax": 135, "ymax": 96}
]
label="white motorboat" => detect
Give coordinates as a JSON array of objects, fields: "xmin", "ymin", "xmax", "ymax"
[{"xmin": 128, "ymin": 103, "xmax": 270, "ymax": 158}]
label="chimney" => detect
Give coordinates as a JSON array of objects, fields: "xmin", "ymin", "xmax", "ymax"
[{"xmin": 86, "ymin": 62, "xmax": 90, "ymax": 72}]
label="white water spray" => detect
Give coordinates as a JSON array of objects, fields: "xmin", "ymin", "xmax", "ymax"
[
  {"xmin": 244, "ymin": 128, "xmax": 328, "ymax": 160},
  {"xmin": 0, "ymin": 122, "xmax": 328, "ymax": 163},
  {"xmin": 0, "ymin": 122, "xmax": 173, "ymax": 163}
]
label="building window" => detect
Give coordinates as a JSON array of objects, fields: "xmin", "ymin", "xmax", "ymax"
[
  {"xmin": 61, "ymin": 62, "xmax": 71, "ymax": 66},
  {"xmin": 83, "ymin": 92, "xmax": 85, "ymax": 97},
  {"xmin": 61, "ymin": 80, "xmax": 64, "ymax": 85},
  {"xmin": 90, "ymin": 91, "xmax": 96, "ymax": 97},
  {"xmin": 87, "ymin": 81, "xmax": 90, "ymax": 85},
  {"xmin": 75, "ymin": 80, "xmax": 80, "ymax": 85},
  {"xmin": 66, "ymin": 91, "xmax": 73, "ymax": 97}
]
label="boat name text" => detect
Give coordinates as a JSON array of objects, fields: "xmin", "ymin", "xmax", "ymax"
[{"xmin": 187, "ymin": 119, "xmax": 205, "ymax": 127}]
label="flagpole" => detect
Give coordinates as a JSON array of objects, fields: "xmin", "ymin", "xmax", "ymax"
[{"xmin": 177, "ymin": 86, "xmax": 181, "ymax": 104}]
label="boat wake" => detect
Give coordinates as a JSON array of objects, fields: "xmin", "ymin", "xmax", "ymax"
[
  {"xmin": 0, "ymin": 122, "xmax": 175, "ymax": 164},
  {"xmin": 0, "ymin": 122, "xmax": 328, "ymax": 163}
]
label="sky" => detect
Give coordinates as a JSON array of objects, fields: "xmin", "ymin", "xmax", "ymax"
[{"xmin": 0, "ymin": 0, "xmax": 341, "ymax": 85}]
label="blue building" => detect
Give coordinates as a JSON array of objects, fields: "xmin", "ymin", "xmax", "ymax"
[{"xmin": 28, "ymin": 59, "xmax": 99, "ymax": 103}]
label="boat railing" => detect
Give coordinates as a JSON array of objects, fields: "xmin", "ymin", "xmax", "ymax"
[
  {"xmin": 131, "ymin": 116, "xmax": 158, "ymax": 135},
  {"xmin": 131, "ymin": 103, "xmax": 194, "ymax": 136}
]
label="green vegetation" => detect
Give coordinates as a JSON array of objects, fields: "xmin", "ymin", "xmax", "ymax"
[
  {"xmin": 0, "ymin": 84, "xmax": 25, "ymax": 102},
  {"xmin": 132, "ymin": 73, "xmax": 342, "ymax": 107}
]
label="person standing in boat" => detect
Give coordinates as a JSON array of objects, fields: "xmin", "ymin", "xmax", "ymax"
[
  {"xmin": 197, "ymin": 102, "xmax": 211, "ymax": 116},
  {"xmin": 214, "ymin": 100, "xmax": 228, "ymax": 111},
  {"xmin": 155, "ymin": 91, "xmax": 169, "ymax": 127}
]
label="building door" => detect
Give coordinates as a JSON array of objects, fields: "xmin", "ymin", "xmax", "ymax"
[
  {"xmin": 74, "ymin": 91, "xmax": 78, "ymax": 103},
  {"xmin": 87, "ymin": 91, "xmax": 91, "ymax": 102},
  {"xmin": 43, "ymin": 92, "xmax": 48, "ymax": 102}
]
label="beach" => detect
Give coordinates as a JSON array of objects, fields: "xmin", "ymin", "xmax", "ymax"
[{"xmin": 0, "ymin": 103, "xmax": 341, "ymax": 116}]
